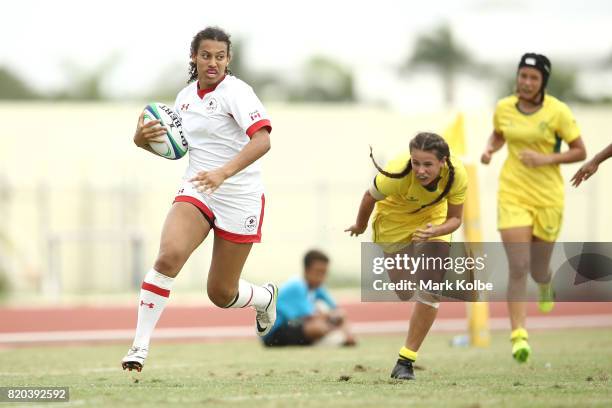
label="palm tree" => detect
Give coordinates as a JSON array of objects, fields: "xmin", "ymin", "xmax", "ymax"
[
  {"xmin": 0, "ymin": 67, "xmax": 38, "ymax": 99},
  {"xmin": 291, "ymin": 56, "xmax": 355, "ymax": 102},
  {"xmin": 403, "ymin": 24, "xmax": 475, "ymax": 106}
]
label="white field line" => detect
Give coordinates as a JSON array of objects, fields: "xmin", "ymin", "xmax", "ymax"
[
  {"xmin": 0, "ymin": 362, "xmax": 206, "ymax": 377},
  {"xmin": 0, "ymin": 314, "xmax": 610, "ymax": 345}
]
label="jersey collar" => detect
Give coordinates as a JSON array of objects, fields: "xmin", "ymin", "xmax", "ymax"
[
  {"xmin": 514, "ymin": 94, "xmax": 546, "ymax": 115},
  {"xmin": 197, "ymin": 75, "xmax": 226, "ymax": 99},
  {"xmin": 423, "ymin": 175, "xmax": 442, "ymax": 192}
]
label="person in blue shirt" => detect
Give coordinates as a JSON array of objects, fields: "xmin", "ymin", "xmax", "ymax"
[{"xmin": 262, "ymin": 249, "xmax": 356, "ymax": 347}]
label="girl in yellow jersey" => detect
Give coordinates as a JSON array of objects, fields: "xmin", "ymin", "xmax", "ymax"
[
  {"xmin": 346, "ymin": 132, "xmax": 468, "ymax": 380},
  {"xmin": 481, "ymin": 53, "xmax": 586, "ymax": 363}
]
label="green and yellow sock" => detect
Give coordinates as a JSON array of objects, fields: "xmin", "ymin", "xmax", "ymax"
[
  {"xmin": 399, "ymin": 346, "xmax": 418, "ymax": 362},
  {"xmin": 510, "ymin": 328, "xmax": 528, "ymax": 342}
]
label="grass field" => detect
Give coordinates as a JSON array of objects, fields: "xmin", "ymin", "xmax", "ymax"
[{"xmin": 1, "ymin": 329, "xmax": 611, "ymax": 407}]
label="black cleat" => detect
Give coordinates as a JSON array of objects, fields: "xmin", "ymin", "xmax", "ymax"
[
  {"xmin": 390, "ymin": 358, "xmax": 416, "ymax": 380},
  {"xmin": 121, "ymin": 361, "xmax": 143, "ymax": 372}
]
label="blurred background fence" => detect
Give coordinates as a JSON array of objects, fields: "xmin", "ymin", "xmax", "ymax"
[{"xmin": 1, "ymin": 103, "xmax": 610, "ymax": 299}]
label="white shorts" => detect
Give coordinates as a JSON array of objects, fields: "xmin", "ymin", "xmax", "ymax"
[{"xmin": 174, "ymin": 180, "xmax": 265, "ymax": 243}]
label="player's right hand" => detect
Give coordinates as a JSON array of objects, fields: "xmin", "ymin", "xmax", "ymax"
[
  {"xmin": 133, "ymin": 111, "xmax": 167, "ymax": 147},
  {"xmin": 345, "ymin": 224, "xmax": 366, "ymax": 236},
  {"xmin": 571, "ymin": 160, "xmax": 598, "ymax": 187}
]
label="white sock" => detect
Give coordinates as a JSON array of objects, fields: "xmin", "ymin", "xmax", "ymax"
[
  {"xmin": 224, "ymin": 279, "xmax": 272, "ymax": 310},
  {"xmin": 132, "ymin": 269, "xmax": 174, "ymax": 348}
]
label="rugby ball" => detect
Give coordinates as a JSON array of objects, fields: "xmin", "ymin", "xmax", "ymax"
[{"xmin": 143, "ymin": 102, "xmax": 188, "ymax": 160}]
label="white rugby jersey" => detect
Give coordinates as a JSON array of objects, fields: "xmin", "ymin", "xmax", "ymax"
[{"xmin": 174, "ymin": 75, "xmax": 272, "ymax": 194}]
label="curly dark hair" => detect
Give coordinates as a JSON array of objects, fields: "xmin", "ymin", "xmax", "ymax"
[
  {"xmin": 188, "ymin": 26, "xmax": 232, "ymax": 83},
  {"xmin": 369, "ymin": 132, "xmax": 455, "ymax": 213}
]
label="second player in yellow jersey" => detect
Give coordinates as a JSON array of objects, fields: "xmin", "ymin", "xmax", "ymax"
[
  {"xmin": 481, "ymin": 52, "xmax": 586, "ymax": 364},
  {"xmin": 346, "ymin": 132, "xmax": 467, "ymax": 381}
]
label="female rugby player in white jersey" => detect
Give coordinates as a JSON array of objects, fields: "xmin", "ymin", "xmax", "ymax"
[{"xmin": 122, "ymin": 27, "xmax": 277, "ymax": 372}]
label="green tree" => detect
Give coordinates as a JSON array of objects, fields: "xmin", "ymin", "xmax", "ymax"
[
  {"xmin": 146, "ymin": 62, "xmax": 188, "ymax": 103},
  {"xmin": 0, "ymin": 67, "xmax": 38, "ymax": 99},
  {"xmin": 605, "ymin": 48, "xmax": 612, "ymax": 67},
  {"xmin": 289, "ymin": 56, "xmax": 355, "ymax": 102},
  {"xmin": 228, "ymin": 39, "xmax": 249, "ymax": 82},
  {"xmin": 547, "ymin": 66, "xmax": 578, "ymax": 101},
  {"xmin": 403, "ymin": 24, "xmax": 476, "ymax": 106},
  {"xmin": 229, "ymin": 39, "xmax": 285, "ymax": 101}
]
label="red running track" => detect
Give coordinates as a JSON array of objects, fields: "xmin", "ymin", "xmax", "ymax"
[{"xmin": 1, "ymin": 302, "xmax": 611, "ymax": 333}]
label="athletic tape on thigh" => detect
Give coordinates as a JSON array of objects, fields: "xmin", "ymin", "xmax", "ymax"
[{"xmin": 415, "ymin": 290, "xmax": 440, "ymax": 309}]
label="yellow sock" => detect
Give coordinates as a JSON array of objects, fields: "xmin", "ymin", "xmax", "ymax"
[
  {"xmin": 510, "ymin": 328, "xmax": 528, "ymax": 343},
  {"xmin": 539, "ymin": 282, "xmax": 551, "ymax": 290},
  {"xmin": 399, "ymin": 346, "xmax": 418, "ymax": 362},
  {"xmin": 539, "ymin": 282, "xmax": 554, "ymax": 297}
]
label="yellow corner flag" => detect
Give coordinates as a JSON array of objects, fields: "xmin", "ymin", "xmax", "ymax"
[
  {"xmin": 442, "ymin": 112, "xmax": 490, "ymax": 348},
  {"xmin": 442, "ymin": 112, "xmax": 466, "ymax": 157}
]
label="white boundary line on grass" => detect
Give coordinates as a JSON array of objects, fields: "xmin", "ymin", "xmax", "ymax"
[{"xmin": 0, "ymin": 314, "xmax": 610, "ymax": 345}]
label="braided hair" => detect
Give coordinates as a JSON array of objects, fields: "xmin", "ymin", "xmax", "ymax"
[
  {"xmin": 370, "ymin": 132, "xmax": 455, "ymax": 213},
  {"xmin": 188, "ymin": 26, "xmax": 232, "ymax": 84}
]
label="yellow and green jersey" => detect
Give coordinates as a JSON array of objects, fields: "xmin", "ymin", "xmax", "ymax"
[
  {"xmin": 494, "ymin": 94, "xmax": 581, "ymax": 208},
  {"xmin": 372, "ymin": 151, "xmax": 468, "ymax": 224}
]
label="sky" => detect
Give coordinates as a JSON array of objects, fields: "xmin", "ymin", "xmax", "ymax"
[{"xmin": 2, "ymin": 0, "xmax": 612, "ymax": 102}]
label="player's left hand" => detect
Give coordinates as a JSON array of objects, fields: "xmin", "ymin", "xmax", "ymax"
[
  {"xmin": 413, "ymin": 223, "xmax": 437, "ymax": 241},
  {"xmin": 519, "ymin": 150, "xmax": 550, "ymax": 167},
  {"xmin": 189, "ymin": 168, "xmax": 228, "ymax": 194}
]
